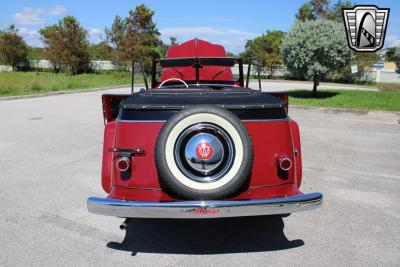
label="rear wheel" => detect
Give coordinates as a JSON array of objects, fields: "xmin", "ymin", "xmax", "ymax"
[{"xmin": 155, "ymin": 105, "xmax": 253, "ymax": 200}]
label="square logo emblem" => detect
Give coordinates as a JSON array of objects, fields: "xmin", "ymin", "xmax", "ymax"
[{"xmin": 342, "ymin": 5, "xmax": 390, "ymax": 52}]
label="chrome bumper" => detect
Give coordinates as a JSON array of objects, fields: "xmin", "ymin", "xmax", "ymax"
[{"xmin": 87, "ymin": 192, "xmax": 322, "ymax": 219}]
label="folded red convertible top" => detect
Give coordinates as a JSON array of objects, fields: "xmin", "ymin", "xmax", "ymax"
[{"xmin": 161, "ymin": 39, "xmax": 234, "ymax": 83}]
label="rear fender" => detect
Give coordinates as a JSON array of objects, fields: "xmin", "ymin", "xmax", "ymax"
[
  {"xmin": 102, "ymin": 121, "xmax": 116, "ymax": 193},
  {"xmin": 289, "ymin": 119, "xmax": 302, "ymax": 187},
  {"xmin": 102, "ymin": 94, "xmax": 130, "ymax": 124},
  {"xmin": 270, "ymin": 91, "xmax": 288, "ymax": 114},
  {"xmin": 101, "ymin": 94, "xmax": 131, "ymax": 192}
]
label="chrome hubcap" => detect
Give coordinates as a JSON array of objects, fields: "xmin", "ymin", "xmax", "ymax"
[
  {"xmin": 184, "ymin": 133, "xmax": 224, "ymax": 174},
  {"xmin": 174, "ymin": 123, "xmax": 235, "ymax": 183}
]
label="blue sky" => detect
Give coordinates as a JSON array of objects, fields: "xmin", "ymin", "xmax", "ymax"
[{"xmin": 1, "ymin": 0, "xmax": 399, "ymax": 53}]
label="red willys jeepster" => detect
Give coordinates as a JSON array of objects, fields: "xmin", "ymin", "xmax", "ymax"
[{"xmin": 87, "ymin": 39, "xmax": 322, "ymax": 226}]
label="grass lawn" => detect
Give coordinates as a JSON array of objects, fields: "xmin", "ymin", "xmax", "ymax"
[
  {"xmin": 289, "ymin": 90, "xmax": 400, "ymax": 112},
  {"xmin": 1, "ymin": 73, "xmax": 399, "ymax": 112},
  {"xmin": 0, "ymin": 71, "xmax": 142, "ymax": 96}
]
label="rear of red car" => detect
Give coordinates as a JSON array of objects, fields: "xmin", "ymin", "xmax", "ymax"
[{"xmin": 87, "ymin": 39, "xmax": 322, "ymax": 219}]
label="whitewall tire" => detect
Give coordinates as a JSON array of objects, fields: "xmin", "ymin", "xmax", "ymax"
[{"xmin": 155, "ymin": 105, "xmax": 253, "ymax": 200}]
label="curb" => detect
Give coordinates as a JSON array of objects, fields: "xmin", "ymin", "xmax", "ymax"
[
  {"xmin": 252, "ymin": 79, "xmax": 378, "ymax": 90},
  {"xmin": 1, "ymin": 86, "xmax": 398, "ymax": 116},
  {"xmin": 0, "ymin": 85, "xmax": 132, "ymax": 101},
  {"xmin": 290, "ymin": 104, "xmax": 400, "ymax": 116}
]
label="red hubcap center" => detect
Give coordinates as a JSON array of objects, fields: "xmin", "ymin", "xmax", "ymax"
[{"xmin": 196, "ymin": 142, "xmax": 213, "ymax": 160}]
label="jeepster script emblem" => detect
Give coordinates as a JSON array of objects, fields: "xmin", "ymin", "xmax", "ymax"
[
  {"xmin": 342, "ymin": 5, "xmax": 390, "ymax": 52},
  {"xmin": 182, "ymin": 208, "xmax": 221, "ymax": 215},
  {"xmin": 196, "ymin": 142, "xmax": 213, "ymax": 160}
]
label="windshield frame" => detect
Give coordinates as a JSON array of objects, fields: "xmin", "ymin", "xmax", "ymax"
[{"xmin": 151, "ymin": 57, "xmax": 244, "ymax": 88}]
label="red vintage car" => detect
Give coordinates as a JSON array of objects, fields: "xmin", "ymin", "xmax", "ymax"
[{"xmin": 87, "ymin": 39, "xmax": 322, "ymax": 226}]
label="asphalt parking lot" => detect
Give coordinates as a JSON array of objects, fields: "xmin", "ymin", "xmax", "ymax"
[{"xmin": 0, "ymin": 87, "xmax": 399, "ymax": 266}]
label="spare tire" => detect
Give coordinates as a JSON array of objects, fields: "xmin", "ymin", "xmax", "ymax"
[{"xmin": 155, "ymin": 105, "xmax": 253, "ymax": 200}]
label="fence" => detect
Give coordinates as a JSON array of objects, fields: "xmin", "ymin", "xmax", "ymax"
[
  {"xmin": 1, "ymin": 60, "xmax": 399, "ymax": 83},
  {"xmin": 376, "ymin": 70, "xmax": 400, "ymax": 83}
]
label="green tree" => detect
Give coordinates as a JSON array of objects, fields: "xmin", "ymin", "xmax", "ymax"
[
  {"xmin": 395, "ymin": 49, "xmax": 400, "ymax": 74},
  {"xmin": 105, "ymin": 15, "xmax": 126, "ymax": 67},
  {"xmin": 296, "ymin": 3, "xmax": 315, "ymax": 21},
  {"xmin": 170, "ymin": 36, "xmax": 178, "ymax": 46},
  {"xmin": 0, "ymin": 25, "xmax": 28, "ymax": 70},
  {"xmin": 353, "ymin": 52, "xmax": 380, "ymax": 80},
  {"xmin": 106, "ymin": 4, "xmax": 162, "ymax": 72},
  {"xmin": 158, "ymin": 36, "xmax": 178, "ymax": 58},
  {"xmin": 124, "ymin": 4, "xmax": 161, "ymax": 71},
  {"xmin": 40, "ymin": 16, "xmax": 90, "ymax": 74},
  {"xmin": 296, "ymin": 0, "xmax": 354, "ymax": 22},
  {"xmin": 26, "ymin": 46, "xmax": 44, "ymax": 70},
  {"xmin": 243, "ymin": 30, "xmax": 285, "ymax": 78},
  {"xmin": 295, "ymin": 0, "xmax": 329, "ymax": 21},
  {"xmin": 89, "ymin": 41, "xmax": 113, "ymax": 60},
  {"xmin": 328, "ymin": 0, "xmax": 354, "ymax": 22},
  {"xmin": 282, "ymin": 19, "xmax": 352, "ymax": 96},
  {"xmin": 27, "ymin": 47, "xmax": 43, "ymax": 60},
  {"xmin": 386, "ymin": 47, "xmax": 399, "ymax": 62},
  {"xmin": 310, "ymin": 0, "xmax": 330, "ymax": 18},
  {"xmin": 332, "ymin": 51, "xmax": 380, "ymax": 82}
]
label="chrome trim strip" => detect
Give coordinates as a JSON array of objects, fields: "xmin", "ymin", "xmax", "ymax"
[
  {"xmin": 87, "ymin": 192, "xmax": 322, "ymax": 218},
  {"xmin": 287, "ymin": 118, "xmax": 298, "ymax": 187},
  {"xmin": 248, "ymin": 182, "xmax": 291, "ymax": 189},
  {"xmin": 113, "ymin": 182, "xmax": 292, "ymax": 190},
  {"xmin": 116, "ymin": 118, "xmax": 289, "ymax": 123},
  {"xmin": 241, "ymin": 118, "xmax": 289, "ymax": 122},
  {"xmin": 117, "ymin": 119, "xmax": 167, "ymax": 123},
  {"xmin": 123, "ymin": 104, "xmax": 283, "ymax": 110},
  {"xmin": 112, "ymin": 184, "xmax": 162, "ymax": 191}
]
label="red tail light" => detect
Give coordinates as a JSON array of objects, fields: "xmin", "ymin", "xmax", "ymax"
[
  {"xmin": 276, "ymin": 154, "xmax": 292, "ymax": 171},
  {"xmin": 279, "ymin": 157, "xmax": 292, "ymax": 171},
  {"xmin": 116, "ymin": 157, "xmax": 130, "ymax": 172}
]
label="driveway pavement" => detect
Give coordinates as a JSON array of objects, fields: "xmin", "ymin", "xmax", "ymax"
[{"xmin": 0, "ymin": 88, "xmax": 399, "ymax": 266}]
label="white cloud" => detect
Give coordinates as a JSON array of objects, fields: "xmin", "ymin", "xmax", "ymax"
[
  {"xmin": 160, "ymin": 26, "xmax": 258, "ymax": 53},
  {"xmin": 390, "ymin": 40, "xmax": 400, "ymax": 47},
  {"xmin": 89, "ymin": 28, "xmax": 103, "ymax": 36},
  {"xmin": 48, "ymin": 5, "xmax": 67, "ymax": 16},
  {"xmin": 18, "ymin": 27, "xmax": 39, "ymax": 37},
  {"xmin": 160, "ymin": 27, "xmax": 257, "ymax": 38},
  {"xmin": 17, "ymin": 27, "xmax": 42, "ymax": 47},
  {"xmin": 386, "ymin": 35, "xmax": 400, "ymax": 47},
  {"xmin": 88, "ymin": 28, "xmax": 104, "ymax": 43},
  {"xmin": 386, "ymin": 35, "xmax": 398, "ymax": 42},
  {"xmin": 13, "ymin": 7, "xmax": 45, "ymax": 25},
  {"xmin": 13, "ymin": 5, "xmax": 68, "ymax": 25}
]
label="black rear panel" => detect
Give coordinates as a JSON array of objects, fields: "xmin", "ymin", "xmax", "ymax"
[{"xmin": 119, "ymin": 89, "xmax": 287, "ymax": 121}]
